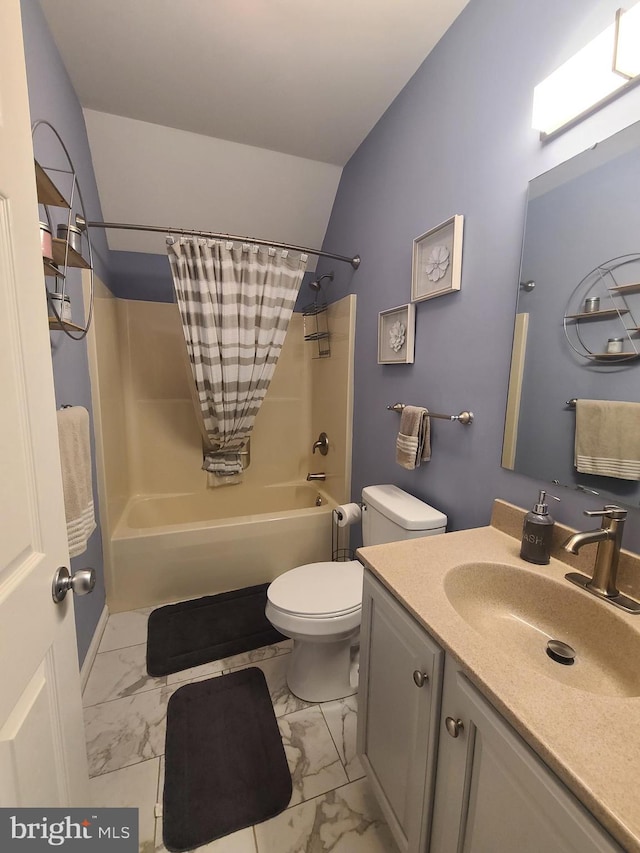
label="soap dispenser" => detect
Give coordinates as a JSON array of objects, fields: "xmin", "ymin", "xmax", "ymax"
[{"xmin": 520, "ymin": 490, "xmax": 559, "ymax": 565}]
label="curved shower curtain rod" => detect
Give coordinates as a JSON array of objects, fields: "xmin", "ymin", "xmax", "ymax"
[{"xmin": 76, "ymin": 216, "xmax": 361, "ymax": 269}]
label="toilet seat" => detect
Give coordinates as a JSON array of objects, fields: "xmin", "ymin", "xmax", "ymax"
[{"xmin": 267, "ymin": 560, "xmax": 363, "ymax": 618}]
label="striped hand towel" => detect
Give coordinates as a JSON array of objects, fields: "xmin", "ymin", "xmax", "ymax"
[
  {"xmin": 574, "ymin": 399, "xmax": 640, "ymax": 481},
  {"xmin": 56, "ymin": 406, "xmax": 96, "ymax": 556},
  {"xmin": 396, "ymin": 406, "xmax": 431, "ymax": 470}
]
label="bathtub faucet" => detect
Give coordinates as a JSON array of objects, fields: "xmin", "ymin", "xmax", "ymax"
[
  {"xmin": 306, "ymin": 472, "xmax": 326, "ymax": 481},
  {"xmin": 312, "ymin": 432, "xmax": 329, "ymax": 456}
]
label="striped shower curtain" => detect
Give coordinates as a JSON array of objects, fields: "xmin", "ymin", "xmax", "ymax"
[{"xmin": 167, "ymin": 238, "xmax": 307, "ymax": 480}]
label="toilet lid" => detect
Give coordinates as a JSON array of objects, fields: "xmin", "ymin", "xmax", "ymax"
[{"xmin": 268, "ymin": 561, "xmax": 363, "ymax": 618}]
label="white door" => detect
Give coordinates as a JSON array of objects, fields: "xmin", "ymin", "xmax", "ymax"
[{"xmin": 0, "ymin": 0, "xmax": 90, "ymax": 806}]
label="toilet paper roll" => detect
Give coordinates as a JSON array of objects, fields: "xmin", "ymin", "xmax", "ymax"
[{"xmin": 335, "ymin": 503, "xmax": 362, "ymax": 527}]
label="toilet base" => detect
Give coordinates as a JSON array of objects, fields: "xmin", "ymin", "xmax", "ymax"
[{"xmin": 286, "ymin": 637, "xmax": 358, "ymax": 703}]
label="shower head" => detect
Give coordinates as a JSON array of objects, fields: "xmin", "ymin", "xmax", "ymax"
[{"xmin": 309, "ymin": 271, "xmax": 334, "ymax": 291}]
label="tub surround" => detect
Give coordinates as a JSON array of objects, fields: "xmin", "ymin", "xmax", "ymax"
[
  {"xmin": 309, "ymin": 294, "xmax": 356, "ymax": 504},
  {"xmin": 357, "ymin": 499, "xmax": 640, "ymax": 852},
  {"xmin": 92, "ymin": 293, "xmax": 355, "ymax": 513},
  {"xmin": 85, "ymin": 290, "xmax": 356, "ymax": 612}
]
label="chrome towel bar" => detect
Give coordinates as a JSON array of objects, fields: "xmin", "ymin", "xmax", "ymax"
[{"xmin": 387, "ymin": 403, "xmax": 474, "ymax": 425}]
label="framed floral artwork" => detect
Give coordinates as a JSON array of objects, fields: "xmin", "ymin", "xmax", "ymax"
[
  {"xmin": 411, "ymin": 214, "xmax": 464, "ymax": 302},
  {"xmin": 378, "ymin": 303, "xmax": 415, "ymax": 364}
]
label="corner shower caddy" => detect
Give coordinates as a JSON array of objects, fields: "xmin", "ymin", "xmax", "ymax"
[
  {"xmin": 303, "ymin": 301, "xmax": 330, "ymax": 358},
  {"xmin": 563, "ymin": 254, "xmax": 640, "ymax": 363},
  {"xmin": 33, "ymin": 120, "xmax": 95, "ymax": 341},
  {"xmin": 302, "ymin": 271, "xmax": 333, "ymax": 358}
]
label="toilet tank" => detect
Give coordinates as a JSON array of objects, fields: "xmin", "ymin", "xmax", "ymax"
[{"xmin": 361, "ymin": 484, "xmax": 447, "ymax": 546}]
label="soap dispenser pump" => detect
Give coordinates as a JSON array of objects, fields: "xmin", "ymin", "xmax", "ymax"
[{"xmin": 520, "ymin": 490, "xmax": 559, "ymax": 565}]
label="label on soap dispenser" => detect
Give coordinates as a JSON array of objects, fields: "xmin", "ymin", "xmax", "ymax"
[{"xmin": 520, "ymin": 515, "xmax": 553, "ymax": 565}]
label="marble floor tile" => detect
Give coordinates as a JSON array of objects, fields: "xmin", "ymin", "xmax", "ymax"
[
  {"xmin": 165, "ymin": 656, "xmax": 226, "ymax": 686},
  {"xmin": 84, "ymin": 629, "xmax": 384, "ymax": 853},
  {"xmin": 84, "ymin": 685, "xmax": 175, "ymax": 777},
  {"xmin": 226, "ymin": 653, "xmax": 312, "ymax": 718},
  {"xmin": 220, "ymin": 639, "xmax": 293, "ymax": 671},
  {"xmin": 321, "ymin": 695, "xmax": 365, "ymax": 782},
  {"xmin": 84, "ymin": 669, "xmax": 227, "ymax": 777},
  {"xmin": 99, "ymin": 608, "xmax": 154, "ymax": 653},
  {"xmin": 84, "ymin": 644, "xmax": 166, "ymax": 707},
  {"xmin": 89, "ymin": 757, "xmax": 160, "ymax": 853},
  {"xmin": 253, "ymin": 778, "xmax": 397, "ymax": 853},
  {"xmin": 278, "ymin": 705, "xmax": 348, "ymax": 807},
  {"xmin": 160, "ymin": 639, "xmax": 292, "ymax": 687}
]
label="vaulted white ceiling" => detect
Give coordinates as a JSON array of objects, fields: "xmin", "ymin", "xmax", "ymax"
[
  {"xmin": 39, "ymin": 0, "xmax": 470, "ymax": 265},
  {"xmin": 40, "ymin": 0, "xmax": 470, "ymax": 167}
]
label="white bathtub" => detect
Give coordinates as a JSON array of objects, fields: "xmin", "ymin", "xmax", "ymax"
[{"xmin": 108, "ymin": 483, "xmax": 335, "ymax": 612}]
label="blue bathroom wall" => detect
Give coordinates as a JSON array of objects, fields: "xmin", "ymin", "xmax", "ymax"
[
  {"xmin": 20, "ymin": 0, "xmax": 112, "ymax": 666},
  {"xmin": 110, "ymin": 251, "xmax": 175, "ymax": 302},
  {"xmin": 110, "ymin": 248, "xmax": 318, "ymax": 312},
  {"xmin": 318, "ymin": 0, "xmax": 640, "ymax": 552}
]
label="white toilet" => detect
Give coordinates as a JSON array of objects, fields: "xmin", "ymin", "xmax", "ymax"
[{"xmin": 265, "ymin": 484, "xmax": 447, "ymax": 702}]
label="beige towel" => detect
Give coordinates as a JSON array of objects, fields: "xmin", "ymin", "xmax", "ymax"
[
  {"xmin": 396, "ymin": 406, "xmax": 431, "ymax": 470},
  {"xmin": 575, "ymin": 399, "xmax": 640, "ymax": 481},
  {"xmin": 56, "ymin": 407, "xmax": 96, "ymax": 556}
]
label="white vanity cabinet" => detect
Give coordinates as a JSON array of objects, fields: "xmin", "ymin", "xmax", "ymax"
[
  {"xmin": 358, "ymin": 570, "xmax": 624, "ymax": 853},
  {"xmin": 429, "ymin": 657, "xmax": 623, "ymax": 853},
  {"xmin": 357, "ymin": 572, "xmax": 444, "ymax": 853}
]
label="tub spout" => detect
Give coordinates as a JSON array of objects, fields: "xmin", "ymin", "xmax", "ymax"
[{"xmin": 306, "ymin": 472, "xmax": 326, "ymax": 481}]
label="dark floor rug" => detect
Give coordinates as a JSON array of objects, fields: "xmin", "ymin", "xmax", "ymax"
[
  {"xmin": 163, "ymin": 667, "xmax": 292, "ymax": 852},
  {"xmin": 146, "ymin": 583, "xmax": 285, "ymax": 677}
]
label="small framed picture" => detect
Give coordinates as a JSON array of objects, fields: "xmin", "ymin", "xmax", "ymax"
[
  {"xmin": 378, "ymin": 303, "xmax": 415, "ymax": 364},
  {"xmin": 411, "ymin": 214, "xmax": 464, "ymax": 303}
]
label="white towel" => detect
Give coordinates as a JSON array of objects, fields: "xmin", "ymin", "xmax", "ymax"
[
  {"xmin": 56, "ymin": 407, "xmax": 96, "ymax": 556},
  {"xmin": 574, "ymin": 399, "xmax": 640, "ymax": 481},
  {"xmin": 396, "ymin": 406, "xmax": 431, "ymax": 470}
]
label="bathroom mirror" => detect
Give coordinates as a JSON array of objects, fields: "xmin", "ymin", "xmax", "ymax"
[{"xmin": 503, "ymin": 119, "xmax": 640, "ymax": 509}]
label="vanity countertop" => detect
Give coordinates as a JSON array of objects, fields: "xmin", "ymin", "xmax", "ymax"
[{"xmin": 357, "ymin": 508, "xmax": 640, "ymax": 853}]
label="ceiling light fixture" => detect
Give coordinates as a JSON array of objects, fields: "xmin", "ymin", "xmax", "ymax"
[{"xmin": 532, "ymin": 3, "xmax": 640, "ymax": 138}]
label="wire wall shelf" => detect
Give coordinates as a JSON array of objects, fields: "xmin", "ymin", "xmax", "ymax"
[
  {"xmin": 563, "ymin": 254, "xmax": 640, "ymax": 363},
  {"xmin": 33, "ymin": 120, "xmax": 95, "ymax": 342}
]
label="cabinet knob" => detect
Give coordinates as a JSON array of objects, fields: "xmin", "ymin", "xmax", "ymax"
[
  {"xmin": 445, "ymin": 716, "xmax": 464, "ymax": 738},
  {"xmin": 412, "ymin": 670, "xmax": 428, "ymax": 688}
]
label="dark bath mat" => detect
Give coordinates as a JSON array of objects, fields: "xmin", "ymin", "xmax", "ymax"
[
  {"xmin": 163, "ymin": 667, "xmax": 292, "ymax": 851},
  {"xmin": 146, "ymin": 583, "xmax": 285, "ymax": 677}
]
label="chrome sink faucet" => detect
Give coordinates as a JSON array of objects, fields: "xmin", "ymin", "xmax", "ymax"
[{"xmin": 563, "ymin": 505, "xmax": 640, "ymax": 614}]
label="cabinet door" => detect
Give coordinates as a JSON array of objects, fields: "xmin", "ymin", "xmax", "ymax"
[
  {"xmin": 430, "ymin": 658, "xmax": 623, "ymax": 853},
  {"xmin": 357, "ymin": 572, "xmax": 444, "ymax": 853}
]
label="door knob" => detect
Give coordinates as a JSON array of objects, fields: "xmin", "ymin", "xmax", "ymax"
[
  {"xmin": 52, "ymin": 566, "xmax": 96, "ymax": 603},
  {"xmin": 413, "ymin": 670, "xmax": 429, "ymax": 688},
  {"xmin": 445, "ymin": 716, "xmax": 464, "ymax": 738}
]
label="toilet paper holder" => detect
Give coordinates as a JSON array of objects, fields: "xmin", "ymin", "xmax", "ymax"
[{"xmin": 332, "ymin": 502, "xmax": 364, "ymax": 562}]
